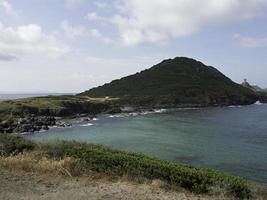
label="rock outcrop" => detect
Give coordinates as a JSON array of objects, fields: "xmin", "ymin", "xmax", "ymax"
[{"xmin": 0, "ymin": 116, "xmax": 56, "ymax": 133}]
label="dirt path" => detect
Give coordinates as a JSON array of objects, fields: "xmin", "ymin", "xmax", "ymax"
[{"xmin": 0, "ymin": 169, "xmax": 223, "ymax": 200}]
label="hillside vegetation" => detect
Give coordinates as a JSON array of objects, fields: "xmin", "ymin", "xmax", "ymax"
[
  {"xmin": 258, "ymin": 92, "xmax": 267, "ymax": 103},
  {"xmin": 0, "ymin": 95, "xmax": 113, "ymax": 121},
  {"xmin": 81, "ymin": 57, "xmax": 257, "ymax": 107}
]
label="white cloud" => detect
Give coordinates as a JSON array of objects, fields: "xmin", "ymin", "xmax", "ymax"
[
  {"xmin": 89, "ymin": 29, "xmax": 101, "ymax": 37},
  {"xmin": 0, "ymin": 54, "xmax": 154, "ymax": 92},
  {"xmin": 93, "ymin": 0, "xmax": 267, "ymax": 46},
  {"xmin": 61, "ymin": 20, "xmax": 86, "ymax": 39},
  {"xmin": 61, "ymin": 20, "xmax": 114, "ymax": 44},
  {"xmin": 64, "ymin": 0, "xmax": 84, "ymax": 8},
  {"xmin": 0, "ymin": 23, "xmax": 70, "ymax": 59},
  {"xmin": 0, "ymin": 52, "xmax": 17, "ymax": 61},
  {"xmin": 94, "ymin": 1, "xmax": 108, "ymax": 9},
  {"xmin": 0, "ymin": 0, "xmax": 17, "ymax": 17},
  {"xmin": 85, "ymin": 12, "xmax": 106, "ymax": 21},
  {"xmin": 234, "ymin": 34, "xmax": 267, "ymax": 47}
]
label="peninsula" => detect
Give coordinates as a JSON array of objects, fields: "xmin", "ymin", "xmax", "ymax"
[{"xmin": 1, "ymin": 57, "xmax": 266, "ymax": 134}]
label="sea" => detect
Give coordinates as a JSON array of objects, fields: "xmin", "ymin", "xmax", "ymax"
[{"xmin": 23, "ymin": 102, "xmax": 267, "ymax": 183}]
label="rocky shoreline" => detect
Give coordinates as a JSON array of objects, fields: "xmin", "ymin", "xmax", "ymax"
[
  {"xmin": 0, "ymin": 114, "xmax": 102, "ymax": 134},
  {"xmin": 0, "ymin": 116, "xmax": 56, "ymax": 134},
  {"xmin": 2, "ymin": 100, "xmax": 267, "ymax": 135}
]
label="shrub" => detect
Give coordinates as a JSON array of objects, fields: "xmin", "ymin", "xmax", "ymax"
[
  {"xmin": 0, "ymin": 135, "xmax": 252, "ymax": 199},
  {"xmin": 40, "ymin": 141, "xmax": 251, "ymax": 199},
  {"xmin": 0, "ymin": 134, "xmax": 35, "ymax": 156}
]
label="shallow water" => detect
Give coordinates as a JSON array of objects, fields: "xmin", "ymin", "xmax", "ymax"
[{"xmin": 27, "ymin": 104, "xmax": 267, "ymax": 183}]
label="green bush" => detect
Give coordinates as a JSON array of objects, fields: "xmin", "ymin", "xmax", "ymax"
[
  {"xmin": 0, "ymin": 134, "xmax": 35, "ymax": 156},
  {"xmin": 0, "ymin": 135, "xmax": 252, "ymax": 199},
  {"xmin": 40, "ymin": 141, "xmax": 251, "ymax": 199}
]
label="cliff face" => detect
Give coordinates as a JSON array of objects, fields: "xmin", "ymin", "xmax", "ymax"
[
  {"xmin": 241, "ymin": 79, "xmax": 267, "ymax": 103},
  {"xmin": 80, "ymin": 57, "xmax": 257, "ymax": 107}
]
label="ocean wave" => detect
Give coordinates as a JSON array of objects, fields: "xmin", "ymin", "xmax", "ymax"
[
  {"xmin": 80, "ymin": 123, "xmax": 94, "ymax": 127},
  {"xmin": 109, "ymin": 109, "xmax": 168, "ymax": 118},
  {"xmin": 228, "ymin": 105, "xmax": 243, "ymax": 108},
  {"xmin": 108, "ymin": 113, "xmax": 133, "ymax": 118},
  {"xmin": 49, "ymin": 125, "xmax": 72, "ymax": 129},
  {"xmin": 154, "ymin": 109, "xmax": 167, "ymax": 113},
  {"xmin": 254, "ymin": 101, "xmax": 263, "ymax": 105}
]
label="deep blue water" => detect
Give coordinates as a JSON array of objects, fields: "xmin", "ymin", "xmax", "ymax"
[{"xmin": 27, "ymin": 104, "xmax": 267, "ymax": 183}]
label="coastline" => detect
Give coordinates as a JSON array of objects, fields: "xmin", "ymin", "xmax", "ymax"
[
  {"xmin": 1, "ymin": 95, "xmax": 265, "ymax": 135},
  {"xmin": 21, "ymin": 101, "xmax": 267, "ymax": 136}
]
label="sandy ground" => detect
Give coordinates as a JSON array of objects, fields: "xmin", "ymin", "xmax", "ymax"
[{"xmin": 0, "ymin": 169, "xmax": 228, "ymax": 200}]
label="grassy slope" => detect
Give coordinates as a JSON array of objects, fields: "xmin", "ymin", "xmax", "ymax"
[
  {"xmin": 81, "ymin": 57, "xmax": 257, "ymax": 106},
  {"xmin": 2, "ymin": 134, "xmax": 267, "ymax": 199},
  {"xmin": 0, "ymin": 95, "xmax": 116, "ymax": 122}
]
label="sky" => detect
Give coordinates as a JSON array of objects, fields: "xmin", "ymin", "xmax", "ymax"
[{"xmin": 0, "ymin": 0, "xmax": 267, "ymax": 93}]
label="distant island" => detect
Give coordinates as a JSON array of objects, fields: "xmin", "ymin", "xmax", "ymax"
[{"xmin": 1, "ymin": 57, "xmax": 267, "ymax": 134}]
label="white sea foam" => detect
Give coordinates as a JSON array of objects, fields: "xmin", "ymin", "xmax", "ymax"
[
  {"xmin": 81, "ymin": 123, "xmax": 94, "ymax": 127},
  {"xmin": 140, "ymin": 111, "xmax": 154, "ymax": 115},
  {"xmin": 254, "ymin": 101, "xmax": 263, "ymax": 105},
  {"xmin": 109, "ymin": 109, "xmax": 167, "ymax": 118},
  {"xmin": 109, "ymin": 113, "xmax": 132, "ymax": 118},
  {"xmin": 154, "ymin": 109, "xmax": 167, "ymax": 113},
  {"xmin": 51, "ymin": 125, "xmax": 72, "ymax": 129},
  {"xmin": 228, "ymin": 105, "xmax": 243, "ymax": 108},
  {"xmin": 21, "ymin": 132, "xmax": 30, "ymax": 135}
]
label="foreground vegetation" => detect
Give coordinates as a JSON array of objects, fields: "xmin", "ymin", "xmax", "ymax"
[{"xmin": 2, "ymin": 134, "xmax": 267, "ymax": 199}]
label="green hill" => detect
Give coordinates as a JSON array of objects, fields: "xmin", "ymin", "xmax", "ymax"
[{"xmin": 80, "ymin": 57, "xmax": 257, "ymax": 107}]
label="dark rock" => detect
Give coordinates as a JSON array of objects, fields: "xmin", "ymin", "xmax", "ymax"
[
  {"xmin": 56, "ymin": 121, "xmax": 72, "ymax": 128},
  {"xmin": 82, "ymin": 115, "xmax": 96, "ymax": 122},
  {"xmin": 42, "ymin": 125, "xmax": 49, "ymax": 130},
  {"xmin": 83, "ymin": 118, "xmax": 91, "ymax": 122},
  {"xmin": 2, "ymin": 116, "xmax": 56, "ymax": 134},
  {"xmin": 106, "ymin": 107, "xmax": 122, "ymax": 114}
]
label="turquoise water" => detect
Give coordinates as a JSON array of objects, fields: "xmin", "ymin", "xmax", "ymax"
[{"xmin": 27, "ymin": 104, "xmax": 267, "ymax": 183}]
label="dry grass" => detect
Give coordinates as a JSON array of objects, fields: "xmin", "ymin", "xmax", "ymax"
[
  {"xmin": 0, "ymin": 154, "xmax": 244, "ymax": 200},
  {"xmin": 0, "ymin": 153, "xmax": 86, "ymax": 177},
  {"xmin": 1, "ymin": 152, "xmax": 266, "ymax": 200},
  {"xmin": 1, "ymin": 153, "xmax": 265, "ymax": 200}
]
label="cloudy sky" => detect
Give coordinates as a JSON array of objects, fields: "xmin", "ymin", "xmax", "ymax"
[{"xmin": 0, "ymin": 0, "xmax": 267, "ymax": 93}]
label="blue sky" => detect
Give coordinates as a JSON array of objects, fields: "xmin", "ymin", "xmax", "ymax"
[{"xmin": 0, "ymin": 0, "xmax": 267, "ymax": 93}]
